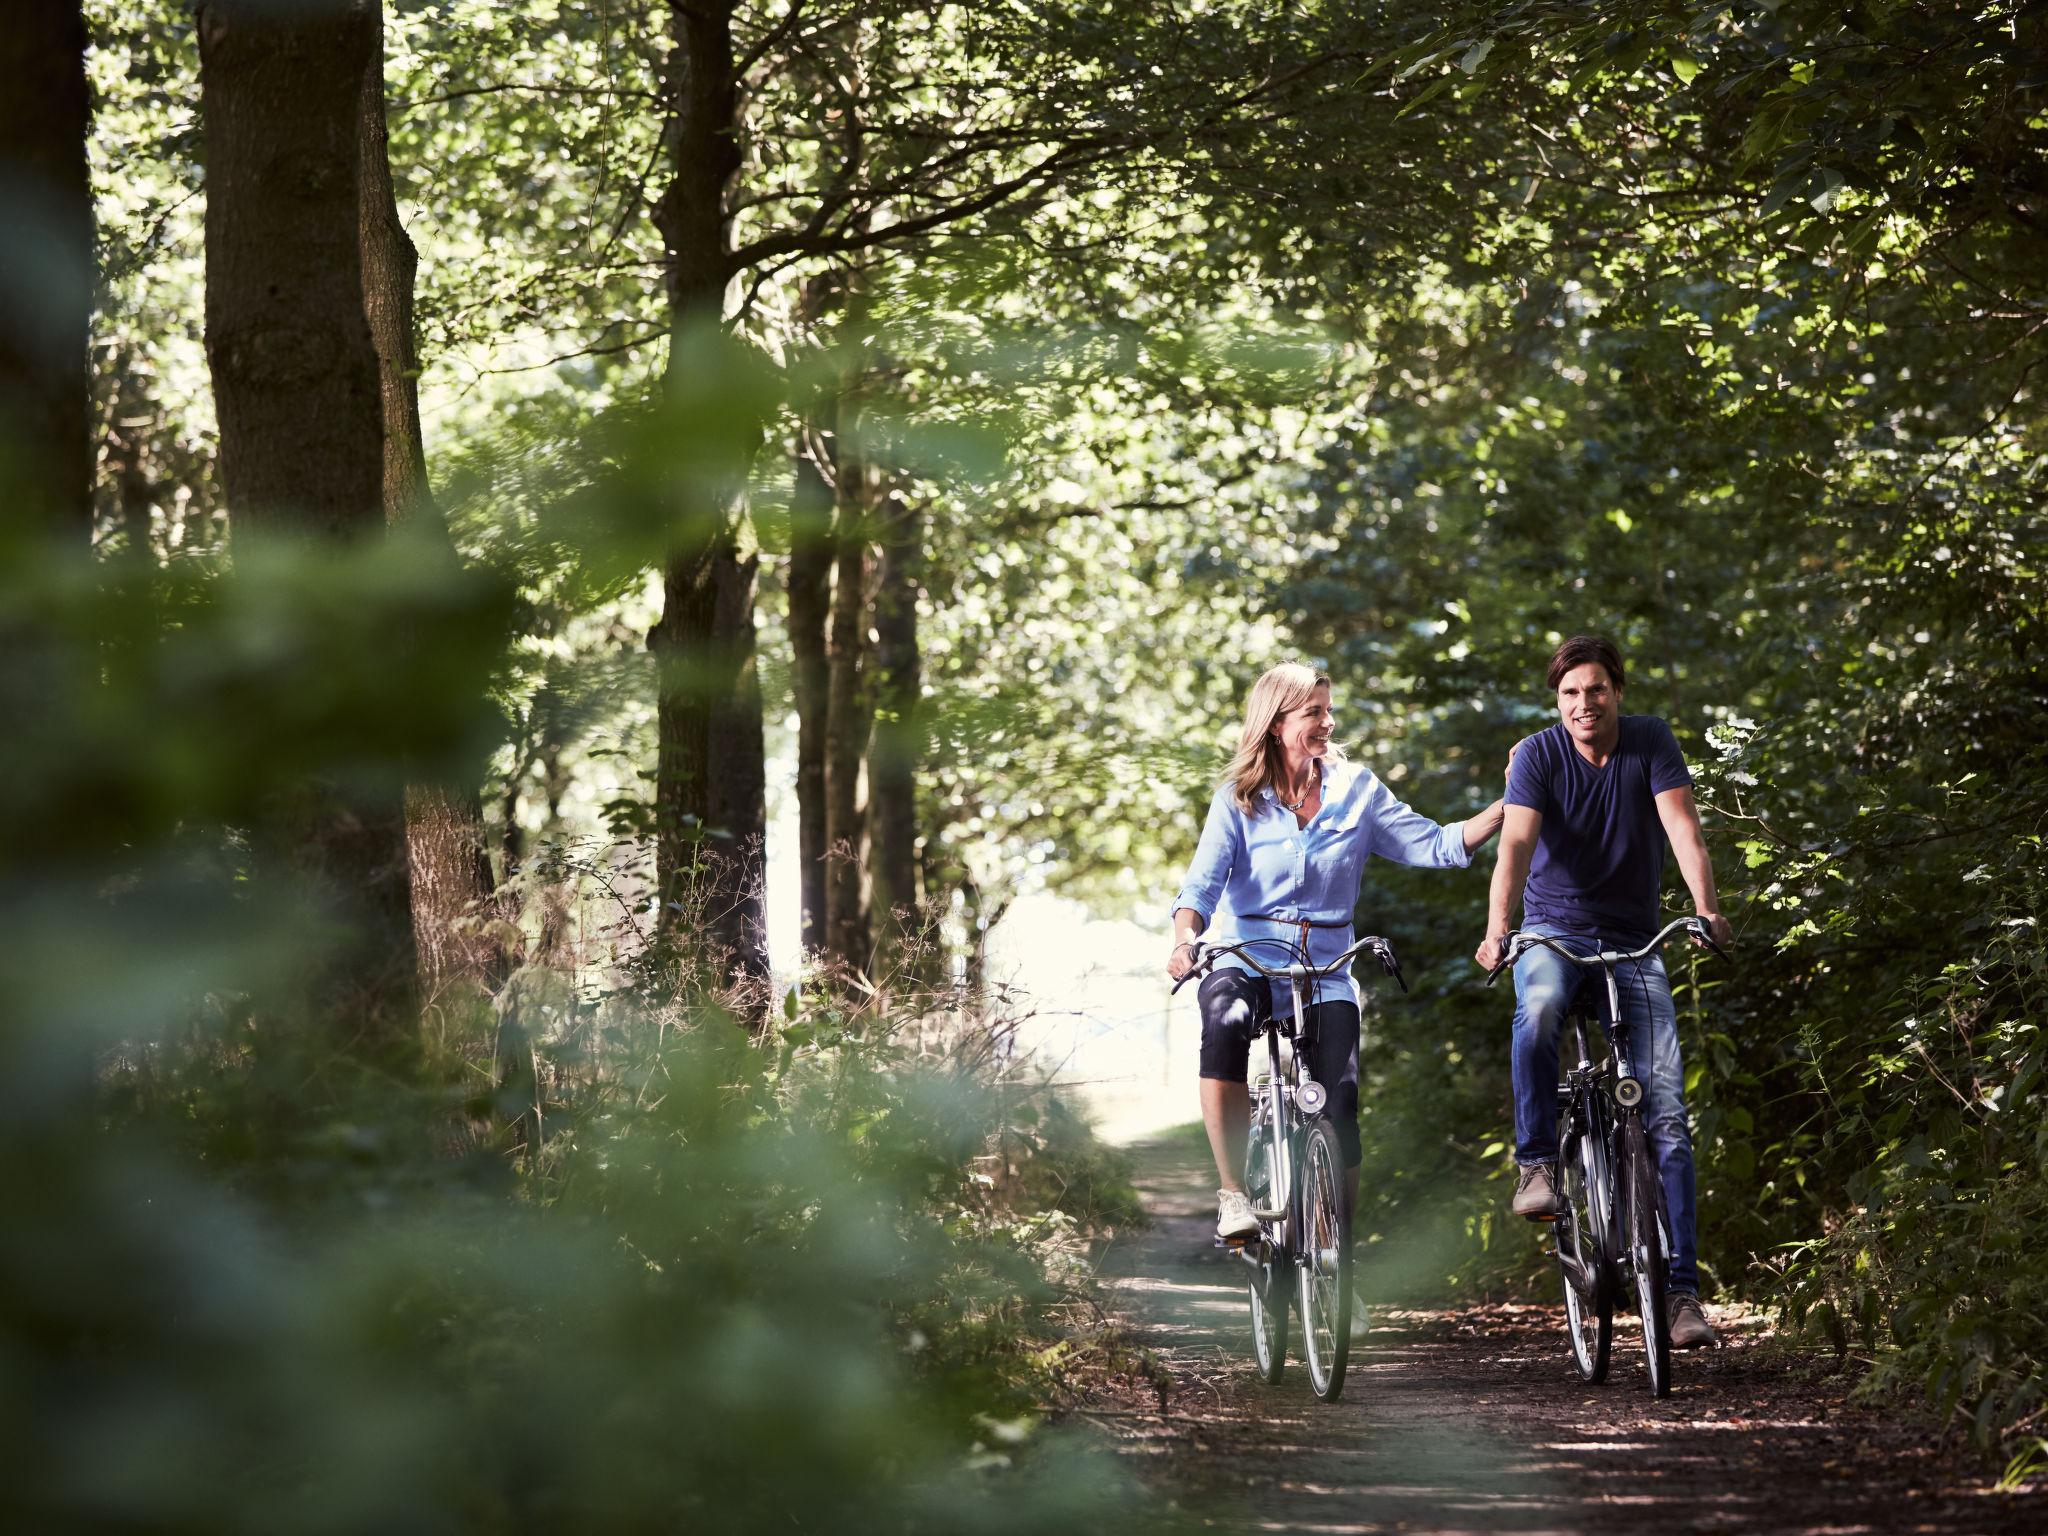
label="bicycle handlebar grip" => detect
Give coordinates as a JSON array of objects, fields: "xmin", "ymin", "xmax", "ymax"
[
  {"xmin": 1484, "ymin": 931, "xmax": 1522, "ymax": 987},
  {"xmin": 1374, "ymin": 941, "xmax": 1410, "ymax": 994},
  {"xmin": 1169, "ymin": 943, "xmax": 1207, "ymax": 994}
]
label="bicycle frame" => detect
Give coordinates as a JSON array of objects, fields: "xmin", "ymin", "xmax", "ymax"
[{"xmin": 1182, "ymin": 932, "xmax": 1404, "ymax": 1226}]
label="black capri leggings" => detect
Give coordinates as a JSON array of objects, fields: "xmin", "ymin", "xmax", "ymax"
[{"xmin": 1196, "ymin": 968, "xmax": 1362, "ymax": 1168}]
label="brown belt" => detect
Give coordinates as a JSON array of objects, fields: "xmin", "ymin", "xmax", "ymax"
[{"xmin": 1244, "ymin": 912, "xmax": 1349, "ymax": 956}]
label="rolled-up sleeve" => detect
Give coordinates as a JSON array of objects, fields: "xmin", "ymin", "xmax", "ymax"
[
  {"xmin": 1364, "ymin": 775, "xmax": 1472, "ymax": 869},
  {"xmin": 1172, "ymin": 784, "xmax": 1242, "ymax": 922}
]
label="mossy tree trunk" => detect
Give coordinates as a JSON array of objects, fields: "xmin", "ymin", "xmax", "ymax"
[
  {"xmin": 648, "ymin": 0, "xmax": 769, "ymax": 998},
  {"xmin": 0, "ymin": 2, "xmax": 92, "ymax": 542},
  {"xmin": 199, "ymin": 0, "xmax": 418, "ymax": 1051},
  {"xmin": 358, "ymin": 0, "xmax": 507, "ymax": 1007},
  {"xmin": 867, "ymin": 487, "xmax": 923, "ymax": 977}
]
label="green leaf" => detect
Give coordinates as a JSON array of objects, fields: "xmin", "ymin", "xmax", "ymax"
[
  {"xmin": 1808, "ymin": 166, "xmax": 1846, "ymax": 213},
  {"xmin": 1460, "ymin": 38, "xmax": 1494, "ymax": 75}
]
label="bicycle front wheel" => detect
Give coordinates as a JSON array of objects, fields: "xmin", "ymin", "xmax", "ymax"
[
  {"xmin": 1558, "ymin": 1098, "xmax": 1614, "ymax": 1383},
  {"xmin": 1621, "ymin": 1116, "xmax": 1672, "ymax": 1398},
  {"xmin": 1296, "ymin": 1118, "xmax": 1352, "ymax": 1402}
]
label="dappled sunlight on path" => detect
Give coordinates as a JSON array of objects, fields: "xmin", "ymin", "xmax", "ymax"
[{"xmin": 1095, "ymin": 1130, "xmax": 2045, "ymax": 1536}]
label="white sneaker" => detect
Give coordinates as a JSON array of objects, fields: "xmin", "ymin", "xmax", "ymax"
[{"xmin": 1216, "ymin": 1187, "xmax": 1259, "ymax": 1240}]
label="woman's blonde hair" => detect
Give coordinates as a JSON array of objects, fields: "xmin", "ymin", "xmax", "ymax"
[{"xmin": 1223, "ymin": 662, "xmax": 1346, "ymax": 814}]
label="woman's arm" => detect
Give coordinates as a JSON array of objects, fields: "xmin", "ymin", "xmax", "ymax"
[
  {"xmin": 1462, "ymin": 797, "xmax": 1505, "ymax": 851},
  {"xmin": 1167, "ymin": 907, "xmax": 1208, "ymax": 980},
  {"xmin": 1167, "ymin": 788, "xmax": 1242, "ymax": 976},
  {"xmin": 1363, "ymin": 774, "xmax": 1481, "ymax": 869}
]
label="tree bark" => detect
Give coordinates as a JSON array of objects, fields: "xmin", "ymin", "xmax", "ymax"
[
  {"xmin": 0, "ymin": 1, "xmax": 93, "ymax": 541},
  {"xmin": 822, "ymin": 438, "xmax": 871, "ymax": 977},
  {"xmin": 787, "ymin": 415, "xmax": 834, "ymax": 955},
  {"xmin": 867, "ymin": 488, "xmax": 923, "ymax": 973},
  {"xmin": 199, "ymin": 0, "xmax": 418, "ymax": 1049},
  {"xmin": 358, "ymin": 0, "xmax": 505, "ymax": 1003},
  {"xmin": 648, "ymin": 0, "xmax": 769, "ymax": 995}
]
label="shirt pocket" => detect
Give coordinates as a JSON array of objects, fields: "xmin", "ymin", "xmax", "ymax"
[{"xmin": 1242, "ymin": 814, "xmax": 1300, "ymax": 888}]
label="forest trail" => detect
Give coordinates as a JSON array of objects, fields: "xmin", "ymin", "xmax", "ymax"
[{"xmin": 1093, "ymin": 1131, "xmax": 2044, "ymax": 1536}]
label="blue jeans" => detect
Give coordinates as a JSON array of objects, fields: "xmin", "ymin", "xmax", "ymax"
[{"xmin": 1511, "ymin": 925, "xmax": 1700, "ymax": 1294}]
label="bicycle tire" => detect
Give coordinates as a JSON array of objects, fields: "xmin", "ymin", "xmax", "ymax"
[
  {"xmin": 1296, "ymin": 1118, "xmax": 1351, "ymax": 1402},
  {"xmin": 1622, "ymin": 1116, "xmax": 1672, "ymax": 1398},
  {"xmin": 1558, "ymin": 1094, "xmax": 1614, "ymax": 1383}
]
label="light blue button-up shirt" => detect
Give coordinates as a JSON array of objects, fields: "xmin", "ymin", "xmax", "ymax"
[{"xmin": 1172, "ymin": 758, "xmax": 1473, "ymax": 1007}]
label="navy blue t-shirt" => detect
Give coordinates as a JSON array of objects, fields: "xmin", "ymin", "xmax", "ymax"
[{"xmin": 1504, "ymin": 716, "xmax": 1693, "ymax": 944}]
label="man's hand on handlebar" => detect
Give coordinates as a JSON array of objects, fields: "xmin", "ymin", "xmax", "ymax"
[
  {"xmin": 1474, "ymin": 932, "xmax": 1514, "ymax": 973},
  {"xmin": 1695, "ymin": 912, "xmax": 1734, "ymax": 953}
]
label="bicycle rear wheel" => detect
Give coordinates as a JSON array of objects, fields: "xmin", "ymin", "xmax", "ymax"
[
  {"xmin": 1248, "ymin": 1253, "xmax": 1287, "ymax": 1382},
  {"xmin": 1621, "ymin": 1116, "xmax": 1672, "ymax": 1398},
  {"xmin": 1296, "ymin": 1118, "xmax": 1351, "ymax": 1402},
  {"xmin": 1558, "ymin": 1096, "xmax": 1614, "ymax": 1383},
  {"xmin": 1244, "ymin": 1102, "xmax": 1286, "ymax": 1382}
]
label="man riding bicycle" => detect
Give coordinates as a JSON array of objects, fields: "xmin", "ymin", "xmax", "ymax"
[{"xmin": 1473, "ymin": 635, "xmax": 1733, "ymax": 1350}]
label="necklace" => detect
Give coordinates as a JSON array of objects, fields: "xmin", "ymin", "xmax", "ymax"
[{"xmin": 1277, "ymin": 761, "xmax": 1318, "ymax": 813}]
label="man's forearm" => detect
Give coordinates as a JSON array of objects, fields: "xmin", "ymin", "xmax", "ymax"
[
  {"xmin": 1673, "ymin": 835, "xmax": 1720, "ymax": 917},
  {"xmin": 1488, "ymin": 841, "xmax": 1532, "ymax": 936}
]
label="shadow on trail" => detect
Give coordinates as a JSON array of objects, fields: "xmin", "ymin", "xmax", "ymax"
[{"xmin": 1095, "ymin": 1130, "xmax": 2044, "ymax": 1536}]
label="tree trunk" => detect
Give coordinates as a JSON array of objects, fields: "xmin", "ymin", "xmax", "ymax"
[
  {"xmin": 648, "ymin": 0, "xmax": 769, "ymax": 995},
  {"xmin": 358, "ymin": 0, "xmax": 505, "ymax": 1003},
  {"xmin": 199, "ymin": 0, "xmax": 418, "ymax": 1050},
  {"xmin": 0, "ymin": 1, "xmax": 93, "ymax": 541},
  {"xmin": 787, "ymin": 416, "xmax": 834, "ymax": 955},
  {"xmin": 822, "ymin": 443, "xmax": 871, "ymax": 977},
  {"xmin": 711, "ymin": 544, "xmax": 769, "ymax": 965},
  {"xmin": 867, "ymin": 488, "xmax": 923, "ymax": 974}
]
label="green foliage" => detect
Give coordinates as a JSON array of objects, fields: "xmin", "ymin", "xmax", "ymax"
[{"xmin": 8, "ymin": 1003, "xmax": 1150, "ymax": 1532}]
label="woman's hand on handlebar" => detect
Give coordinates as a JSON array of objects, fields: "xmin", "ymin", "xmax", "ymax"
[{"xmin": 1167, "ymin": 939, "xmax": 1202, "ymax": 982}]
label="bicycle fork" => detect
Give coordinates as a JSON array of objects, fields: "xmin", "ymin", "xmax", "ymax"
[{"xmin": 1596, "ymin": 968, "xmax": 1675, "ymax": 1271}]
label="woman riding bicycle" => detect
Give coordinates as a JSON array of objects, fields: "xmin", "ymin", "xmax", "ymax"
[{"xmin": 1167, "ymin": 662, "xmax": 1505, "ymax": 1240}]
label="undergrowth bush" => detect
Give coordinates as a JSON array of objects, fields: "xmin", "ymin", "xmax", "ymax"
[{"xmin": 5, "ymin": 927, "xmax": 1160, "ymax": 1533}]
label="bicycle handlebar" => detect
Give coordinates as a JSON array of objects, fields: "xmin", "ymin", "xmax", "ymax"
[
  {"xmin": 1172, "ymin": 932, "xmax": 1408, "ymax": 995},
  {"xmin": 1483, "ymin": 915, "xmax": 1729, "ymax": 987}
]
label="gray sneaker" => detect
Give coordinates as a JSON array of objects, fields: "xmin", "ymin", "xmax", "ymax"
[
  {"xmin": 1512, "ymin": 1162, "xmax": 1560, "ymax": 1220},
  {"xmin": 1667, "ymin": 1291, "xmax": 1718, "ymax": 1349}
]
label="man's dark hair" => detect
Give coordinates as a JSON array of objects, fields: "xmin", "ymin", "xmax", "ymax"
[{"xmin": 1546, "ymin": 634, "xmax": 1626, "ymax": 691}]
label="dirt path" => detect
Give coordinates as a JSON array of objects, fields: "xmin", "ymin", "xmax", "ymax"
[{"xmin": 1091, "ymin": 1132, "xmax": 2043, "ymax": 1535}]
